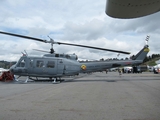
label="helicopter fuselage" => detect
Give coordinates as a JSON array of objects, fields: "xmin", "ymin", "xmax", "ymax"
[
  {"xmin": 10, "ymin": 55, "xmax": 80, "ymax": 78},
  {"xmin": 10, "ymin": 54, "xmax": 143, "ymax": 78}
]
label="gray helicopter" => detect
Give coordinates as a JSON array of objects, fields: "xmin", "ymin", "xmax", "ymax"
[{"xmin": 0, "ymin": 31, "xmax": 150, "ymax": 83}]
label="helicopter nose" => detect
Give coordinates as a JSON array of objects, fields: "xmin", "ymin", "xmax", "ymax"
[{"xmin": 9, "ymin": 65, "xmax": 16, "ymax": 74}]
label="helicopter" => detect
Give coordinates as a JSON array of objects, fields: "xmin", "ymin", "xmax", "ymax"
[{"xmin": 0, "ymin": 31, "xmax": 150, "ymax": 83}]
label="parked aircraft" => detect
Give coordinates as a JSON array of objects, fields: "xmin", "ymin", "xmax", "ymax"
[
  {"xmin": 105, "ymin": 0, "xmax": 160, "ymax": 18},
  {"xmin": 0, "ymin": 31, "xmax": 149, "ymax": 83}
]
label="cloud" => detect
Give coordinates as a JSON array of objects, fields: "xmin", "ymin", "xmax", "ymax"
[
  {"xmin": 60, "ymin": 19, "xmax": 107, "ymax": 40},
  {"xmin": 0, "ymin": 0, "xmax": 160, "ymax": 62}
]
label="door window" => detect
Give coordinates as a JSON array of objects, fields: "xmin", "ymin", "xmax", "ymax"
[
  {"xmin": 47, "ymin": 61, "xmax": 55, "ymax": 68},
  {"xmin": 36, "ymin": 60, "xmax": 44, "ymax": 68}
]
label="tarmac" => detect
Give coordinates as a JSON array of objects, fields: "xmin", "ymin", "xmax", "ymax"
[{"xmin": 0, "ymin": 72, "xmax": 160, "ymax": 120}]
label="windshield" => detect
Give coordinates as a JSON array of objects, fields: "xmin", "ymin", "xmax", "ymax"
[{"xmin": 16, "ymin": 58, "xmax": 26, "ymax": 67}]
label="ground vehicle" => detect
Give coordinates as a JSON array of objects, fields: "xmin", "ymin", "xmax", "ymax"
[
  {"xmin": 153, "ymin": 65, "xmax": 160, "ymax": 74},
  {"xmin": 123, "ymin": 67, "xmax": 132, "ymax": 73},
  {"xmin": 148, "ymin": 66, "xmax": 154, "ymax": 72}
]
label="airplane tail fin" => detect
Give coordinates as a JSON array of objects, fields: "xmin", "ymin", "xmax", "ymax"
[{"xmin": 132, "ymin": 45, "xmax": 149, "ymax": 61}]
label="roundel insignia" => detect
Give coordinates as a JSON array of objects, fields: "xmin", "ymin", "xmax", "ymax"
[{"xmin": 81, "ymin": 65, "xmax": 86, "ymax": 70}]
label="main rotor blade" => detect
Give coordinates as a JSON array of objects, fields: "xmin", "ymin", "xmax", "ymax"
[
  {"xmin": 57, "ymin": 42, "xmax": 130, "ymax": 54},
  {"xmin": 0, "ymin": 31, "xmax": 130, "ymax": 54},
  {"xmin": 33, "ymin": 49, "xmax": 50, "ymax": 53},
  {"xmin": 0, "ymin": 31, "xmax": 46, "ymax": 43}
]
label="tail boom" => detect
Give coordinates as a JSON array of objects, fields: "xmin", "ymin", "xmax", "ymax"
[{"xmin": 79, "ymin": 45, "xmax": 149, "ymax": 73}]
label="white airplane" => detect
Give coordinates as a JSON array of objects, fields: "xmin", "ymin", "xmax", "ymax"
[{"xmin": 105, "ymin": 0, "xmax": 160, "ymax": 18}]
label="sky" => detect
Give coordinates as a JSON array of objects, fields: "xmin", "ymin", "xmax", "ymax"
[{"xmin": 0, "ymin": 0, "xmax": 160, "ymax": 61}]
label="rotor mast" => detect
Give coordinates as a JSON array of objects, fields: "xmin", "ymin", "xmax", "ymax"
[{"xmin": 47, "ymin": 36, "xmax": 55, "ymax": 54}]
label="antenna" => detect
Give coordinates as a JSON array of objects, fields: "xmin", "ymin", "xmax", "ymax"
[
  {"xmin": 24, "ymin": 50, "xmax": 28, "ymax": 56},
  {"xmin": 145, "ymin": 35, "xmax": 150, "ymax": 46},
  {"xmin": 21, "ymin": 52, "xmax": 25, "ymax": 56}
]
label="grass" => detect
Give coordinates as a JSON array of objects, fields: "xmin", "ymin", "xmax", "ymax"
[{"xmin": 143, "ymin": 57, "xmax": 160, "ymax": 66}]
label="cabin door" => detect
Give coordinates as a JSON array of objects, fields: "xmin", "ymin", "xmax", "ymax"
[{"xmin": 32, "ymin": 59, "xmax": 57, "ymax": 76}]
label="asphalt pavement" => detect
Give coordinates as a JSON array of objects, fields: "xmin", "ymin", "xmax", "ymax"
[{"xmin": 0, "ymin": 72, "xmax": 160, "ymax": 120}]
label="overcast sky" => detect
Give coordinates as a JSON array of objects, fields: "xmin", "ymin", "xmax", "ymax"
[{"xmin": 0, "ymin": 0, "xmax": 160, "ymax": 61}]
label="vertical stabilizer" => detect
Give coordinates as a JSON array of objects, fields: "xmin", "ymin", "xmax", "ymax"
[{"xmin": 132, "ymin": 45, "xmax": 149, "ymax": 60}]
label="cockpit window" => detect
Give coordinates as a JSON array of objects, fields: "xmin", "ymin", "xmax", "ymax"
[
  {"xmin": 36, "ymin": 60, "xmax": 44, "ymax": 68},
  {"xmin": 65, "ymin": 54, "xmax": 70, "ymax": 59},
  {"xmin": 17, "ymin": 59, "xmax": 26, "ymax": 67}
]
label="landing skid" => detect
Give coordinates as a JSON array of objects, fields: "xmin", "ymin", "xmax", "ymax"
[
  {"xmin": 29, "ymin": 77, "xmax": 64, "ymax": 84},
  {"xmin": 52, "ymin": 78, "xmax": 60, "ymax": 84},
  {"xmin": 24, "ymin": 76, "xmax": 29, "ymax": 83},
  {"xmin": 13, "ymin": 76, "xmax": 65, "ymax": 84},
  {"xmin": 52, "ymin": 77, "xmax": 65, "ymax": 84},
  {"xmin": 14, "ymin": 75, "xmax": 21, "ymax": 82}
]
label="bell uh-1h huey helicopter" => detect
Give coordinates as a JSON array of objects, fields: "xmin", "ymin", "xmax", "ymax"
[{"xmin": 0, "ymin": 31, "xmax": 149, "ymax": 83}]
